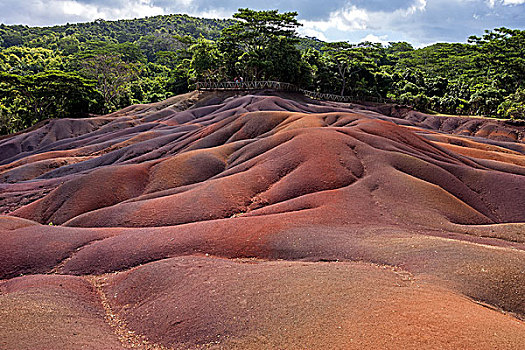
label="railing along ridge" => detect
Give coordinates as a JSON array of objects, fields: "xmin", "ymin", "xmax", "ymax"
[
  {"xmin": 196, "ymin": 81, "xmax": 388, "ymax": 104},
  {"xmin": 196, "ymin": 81, "xmax": 297, "ymax": 92},
  {"xmin": 299, "ymin": 89, "xmax": 386, "ymax": 103}
]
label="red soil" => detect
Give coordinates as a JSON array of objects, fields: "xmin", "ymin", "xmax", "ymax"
[{"xmin": 1, "ymin": 90, "xmax": 524, "ymax": 349}]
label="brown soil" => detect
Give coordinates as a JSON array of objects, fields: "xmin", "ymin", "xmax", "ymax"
[{"xmin": 1, "ymin": 90, "xmax": 524, "ymax": 349}]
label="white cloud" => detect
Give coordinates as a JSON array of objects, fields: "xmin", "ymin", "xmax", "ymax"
[
  {"xmin": 337, "ymin": 6, "xmax": 370, "ymax": 30},
  {"xmin": 488, "ymin": 0, "xmax": 525, "ymax": 7},
  {"xmin": 54, "ymin": 0, "xmax": 232, "ymax": 23},
  {"xmin": 301, "ymin": 5, "xmax": 369, "ymax": 33},
  {"xmin": 59, "ymin": 1, "xmax": 100, "ymax": 18},
  {"xmin": 298, "ymin": 26, "xmax": 328, "ymax": 41},
  {"xmin": 406, "ymin": 0, "xmax": 427, "ymax": 15},
  {"xmin": 300, "ymin": 0, "xmax": 427, "ymax": 42},
  {"xmin": 360, "ymin": 34, "xmax": 389, "ymax": 44},
  {"xmin": 24, "ymin": 0, "xmax": 167, "ymax": 24},
  {"xmin": 186, "ymin": 7, "xmax": 233, "ymax": 19}
]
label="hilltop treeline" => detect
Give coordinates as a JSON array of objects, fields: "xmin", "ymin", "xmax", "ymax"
[{"xmin": 0, "ymin": 9, "xmax": 524, "ymax": 134}]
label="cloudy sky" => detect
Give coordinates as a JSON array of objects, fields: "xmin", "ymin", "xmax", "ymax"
[{"xmin": 1, "ymin": 0, "xmax": 524, "ymax": 46}]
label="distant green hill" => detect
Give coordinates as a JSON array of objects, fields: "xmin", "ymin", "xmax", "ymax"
[
  {"xmin": 0, "ymin": 14, "xmax": 324, "ymax": 60},
  {"xmin": 0, "ymin": 14, "xmax": 235, "ymax": 48}
]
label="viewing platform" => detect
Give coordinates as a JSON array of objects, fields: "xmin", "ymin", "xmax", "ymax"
[{"xmin": 196, "ymin": 81, "xmax": 389, "ymax": 104}]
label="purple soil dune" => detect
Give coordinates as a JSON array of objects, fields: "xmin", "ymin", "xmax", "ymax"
[{"xmin": 1, "ymin": 90, "xmax": 524, "ymax": 349}]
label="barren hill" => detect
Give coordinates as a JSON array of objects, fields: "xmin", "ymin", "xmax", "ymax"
[{"xmin": 1, "ymin": 91, "xmax": 524, "ymax": 349}]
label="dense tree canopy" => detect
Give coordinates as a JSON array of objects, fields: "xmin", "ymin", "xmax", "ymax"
[
  {"xmin": 0, "ymin": 12, "xmax": 524, "ymax": 135},
  {"xmin": 0, "ymin": 71, "xmax": 100, "ymax": 133},
  {"xmin": 218, "ymin": 9, "xmax": 309, "ymax": 84},
  {"xmin": 81, "ymin": 54, "xmax": 139, "ymax": 113}
]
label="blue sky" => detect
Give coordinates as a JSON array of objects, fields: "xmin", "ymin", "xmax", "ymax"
[{"xmin": 1, "ymin": 0, "xmax": 524, "ymax": 46}]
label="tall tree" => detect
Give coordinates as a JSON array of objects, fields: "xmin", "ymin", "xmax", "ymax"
[
  {"xmin": 218, "ymin": 8, "xmax": 305, "ymax": 82},
  {"xmin": 188, "ymin": 37, "xmax": 224, "ymax": 82},
  {"xmin": 323, "ymin": 42, "xmax": 376, "ymax": 96},
  {"xmin": 81, "ymin": 54, "xmax": 139, "ymax": 113},
  {"xmin": 469, "ymin": 28, "xmax": 525, "ymax": 92},
  {"xmin": 497, "ymin": 88, "xmax": 525, "ymax": 120}
]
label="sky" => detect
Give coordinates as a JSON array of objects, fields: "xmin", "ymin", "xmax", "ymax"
[{"xmin": 0, "ymin": 0, "xmax": 524, "ymax": 46}]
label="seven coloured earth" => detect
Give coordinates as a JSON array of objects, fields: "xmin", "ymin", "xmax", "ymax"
[{"xmin": 1, "ymin": 90, "xmax": 525, "ymax": 349}]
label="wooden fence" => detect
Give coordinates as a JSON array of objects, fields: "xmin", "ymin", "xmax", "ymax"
[
  {"xmin": 195, "ymin": 81, "xmax": 297, "ymax": 92},
  {"xmin": 299, "ymin": 89, "xmax": 387, "ymax": 104},
  {"xmin": 196, "ymin": 81, "xmax": 389, "ymax": 104}
]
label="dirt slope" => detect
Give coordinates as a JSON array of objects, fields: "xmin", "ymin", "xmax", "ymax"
[{"xmin": 1, "ymin": 90, "xmax": 524, "ymax": 349}]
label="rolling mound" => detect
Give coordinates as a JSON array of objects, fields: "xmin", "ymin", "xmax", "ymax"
[{"xmin": 1, "ymin": 90, "xmax": 524, "ymax": 349}]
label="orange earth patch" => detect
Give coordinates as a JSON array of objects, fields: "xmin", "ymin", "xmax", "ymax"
[{"xmin": 1, "ymin": 91, "xmax": 524, "ymax": 349}]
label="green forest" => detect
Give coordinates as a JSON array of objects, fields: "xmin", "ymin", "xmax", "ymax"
[{"xmin": 1, "ymin": 9, "xmax": 524, "ymax": 135}]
